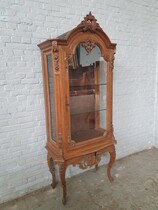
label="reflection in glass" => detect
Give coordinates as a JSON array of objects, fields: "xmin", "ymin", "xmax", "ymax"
[
  {"xmin": 68, "ymin": 44, "xmax": 107, "ymax": 143},
  {"xmin": 47, "ymin": 54, "xmax": 56, "ymax": 140}
]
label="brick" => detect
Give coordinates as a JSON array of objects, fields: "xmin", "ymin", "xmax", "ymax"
[
  {"xmin": 21, "ymin": 37, "xmax": 31, "ymax": 44},
  {"xmin": 11, "ymin": 36, "xmax": 21, "ymax": 43},
  {"xmin": 0, "ymin": 73, "xmax": 6, "ymax": 79},
  {"xmin": 0, "ymin": 36, "xmax": 11, "ymax": 43}
]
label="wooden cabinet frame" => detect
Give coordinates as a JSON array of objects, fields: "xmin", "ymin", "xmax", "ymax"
[{"xmin": 38, "ymin": 12, "xmax": 116, "ymax": 204}]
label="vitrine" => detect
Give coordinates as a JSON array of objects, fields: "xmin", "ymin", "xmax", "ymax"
[{"xmin": 38, "ymin": 12, "xmax": 117, "ymax": 204}]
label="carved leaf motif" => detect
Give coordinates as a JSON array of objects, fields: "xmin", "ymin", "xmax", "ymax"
[{"xmin": 81, "ymin": 40, "xmax": 96, "ymax": 54}]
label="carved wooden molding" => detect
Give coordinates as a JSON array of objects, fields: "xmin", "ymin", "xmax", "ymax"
[
  {"xmin": 95, "ymin": 151, "xmax": 105, "ymax": 164},
  {"xmin": 105, "ymin": 55, "xmax": 110, "ymax": 62},
  {"xmin": 65, "ymin": 53, "xmax": 73, "ymax": 68},
  {"xmin": 78, "ymin": 154, "xmax": 96, "ymax": 169},
  {"xmin": 78, "ymin": 12, "xmax": 102, "ymax": 33},
  {"xmin": 72, "ymin": 151, "xmax": 105, "ymax": 169},
  {"xmin": 67, "ymin": 133, "xmax": 76, "ymax": 147},
  {"xmin": 57, "ymin": 133, "xmax": 62, "ymax": 148},
  {"xmin": 110, "ymin": 55, "xmax": 115, "ymax": 72},
  {"xmin": 52, "ymin": 41, "xmax": 59, "ymax": 72},
  {"xmin": 81, "ymin": 40, "xmax": 96, "ymax": 54},
  {"xmin": 104, "ymin": 53, "xmax": 115, "ymax": 72},
  {"xmin": 69, "ymin": 140, "xmax": 76, "ymax": 147}
]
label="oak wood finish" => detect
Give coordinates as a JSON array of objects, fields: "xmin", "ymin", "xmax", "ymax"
[
  {"xmin": 38, "ymin": 12, "xmax": 117, "ymax": 204},
  {"xmin": 47, "ymin": 154, "xmax": 57, "ymax": 189}
]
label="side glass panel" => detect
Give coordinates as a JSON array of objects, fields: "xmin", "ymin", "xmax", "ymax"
[
  {"xmin": 46, "ymin": 54, "xmax": 56, "ymax": 141},
  {"xmin": 68, "ymin": 44, "xmax": 107, "ymax": 143}
]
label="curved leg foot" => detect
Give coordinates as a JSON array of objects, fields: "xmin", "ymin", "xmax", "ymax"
[
  {"xmin": 107, "ymin": 146, "xmax": 116, "ymax": 182},
  {"xmin": 62, "ymin": 197, "xmax": 67, "ymax": 205},
  {"xmin": 95, "ymin": 163, "xmax": 98, "ymax": 171},
  {"xmin": 59, "ymin": 163, "xmax": 67, "ymax": 205},
  {"xmin": 47, "ymin": 154, "xmax": 57, "ymax": 189}
]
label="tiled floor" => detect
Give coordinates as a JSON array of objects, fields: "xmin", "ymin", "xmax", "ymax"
[{"xmin": 1, "ymin": 148, "xmax": 158, "ymax": 210}]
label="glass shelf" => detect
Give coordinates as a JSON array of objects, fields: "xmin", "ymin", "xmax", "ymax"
[
  {"xmin": 70, "ymin": 83, "xmax": 106, "ymax": 96},
  {"xmin": 70, "ymin": 108, "xmax": 106, "ymax": 116},
  {"xmin": 71, "ymin": 129, "xmax": 105, "ymax": 142},
  {"xmin": 70, "ymin": 89, "xmax": 95, "ymax": 96},
  {"xmin": 69, "ymin": 83, "xmax": 107, "ymax": 88}
]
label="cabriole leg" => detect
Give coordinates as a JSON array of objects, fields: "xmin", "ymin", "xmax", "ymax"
[
  {"xmin": 47, "ymin": 154, "xmax": 57, "ymax": 189},
  {"xmin": 95, "ymin": 163, "xmax": 98, "ymax": 171},
  {"xmin": 107, "ymin": 145, "xmax": 116, "ymax": 182},
  {"xmin": 59, "ymin": 163, "xmax": 67, "ymax": 205}
]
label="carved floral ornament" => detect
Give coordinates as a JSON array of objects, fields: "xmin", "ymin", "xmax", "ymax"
[
  {"xmin": 81, "ymin": 40, "xmax": 96, "ymax": 54},
  {"xmin": 52, "ymin": 41, "xmax": 59, "ymax": 72},
  {"xmin": 65, "ymin": 39, "xmax": 96, "ymax": 68},
  {"xmin": 72, "ymin": 151, "xmax": 106, "ymax": 169},
  {"xmin": 78, "ymin": 12, "xmax": 102, "ymax": 32}
]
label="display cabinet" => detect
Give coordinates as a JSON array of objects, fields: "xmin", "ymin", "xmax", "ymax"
[{"xmin": 38, "ymin": 12, "xmax": 117, "ymax": 204}]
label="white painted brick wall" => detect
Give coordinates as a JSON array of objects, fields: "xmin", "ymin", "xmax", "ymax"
[
  {"xmin": 0, "ymin": 0, "xmax": 158, "ymax": 203},
  {"xmin": 154, "ymin": 51, "xmax": 158, "ymax": 147}
]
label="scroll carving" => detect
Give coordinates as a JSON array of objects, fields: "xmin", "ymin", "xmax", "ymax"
[
  {"xmin": 104, "ymin": 53, "xmax": 115, "ymax": 72},
  {"xmin": 52, "ymin": 41, "xmax": 59, "ymax": 72},
  {"xmin": 81, "ymin": 40, "xmax": 96, "ymax": 54},
  {"xmin": 73, "ymin": 151, "xmax": 107, "ymax": 170},
  {"xmin": 78, "ymin": 155, "xmax": 96, "ymax": 169},
  {"xmin": 78, "ymin": 12, "xmax": 102, "ymax": 33},
  {"xmin": 66, "ymin": 133, "xmax": 76, "ymax": 147},
  {"xmin": 69, "ymin": 140, "xmax": 76, "ymax": 147}
]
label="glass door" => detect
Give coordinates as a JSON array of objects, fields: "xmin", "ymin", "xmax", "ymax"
[{"xmin": 68, "ymin": 43, "xmax": 107, "ymax": 143}]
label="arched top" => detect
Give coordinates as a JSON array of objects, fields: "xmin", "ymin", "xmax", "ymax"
[{"xmin": 38, "ymin": 12, "xmax": 116, "ymax": 50}]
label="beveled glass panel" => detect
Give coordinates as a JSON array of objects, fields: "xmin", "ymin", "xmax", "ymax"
[
  {"xmin": 68, "ymin": 44, "xmax": 107, "ymax": 143},
  {"xmin": 46, "ymin": 54, "xmax": 56, "ymax": 141}
]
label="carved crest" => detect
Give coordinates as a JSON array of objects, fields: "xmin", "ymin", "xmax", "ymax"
[
  {"xmin": 52, "ymin": 41, "xmax": 59, "ymax": 72},
  {"xmin": 78, "ymin": 12, "xmax": 102, "ymax": 33},
  {"xmin": 81, "ymin": 40, "xmax": 96, "ymax": 54}
]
